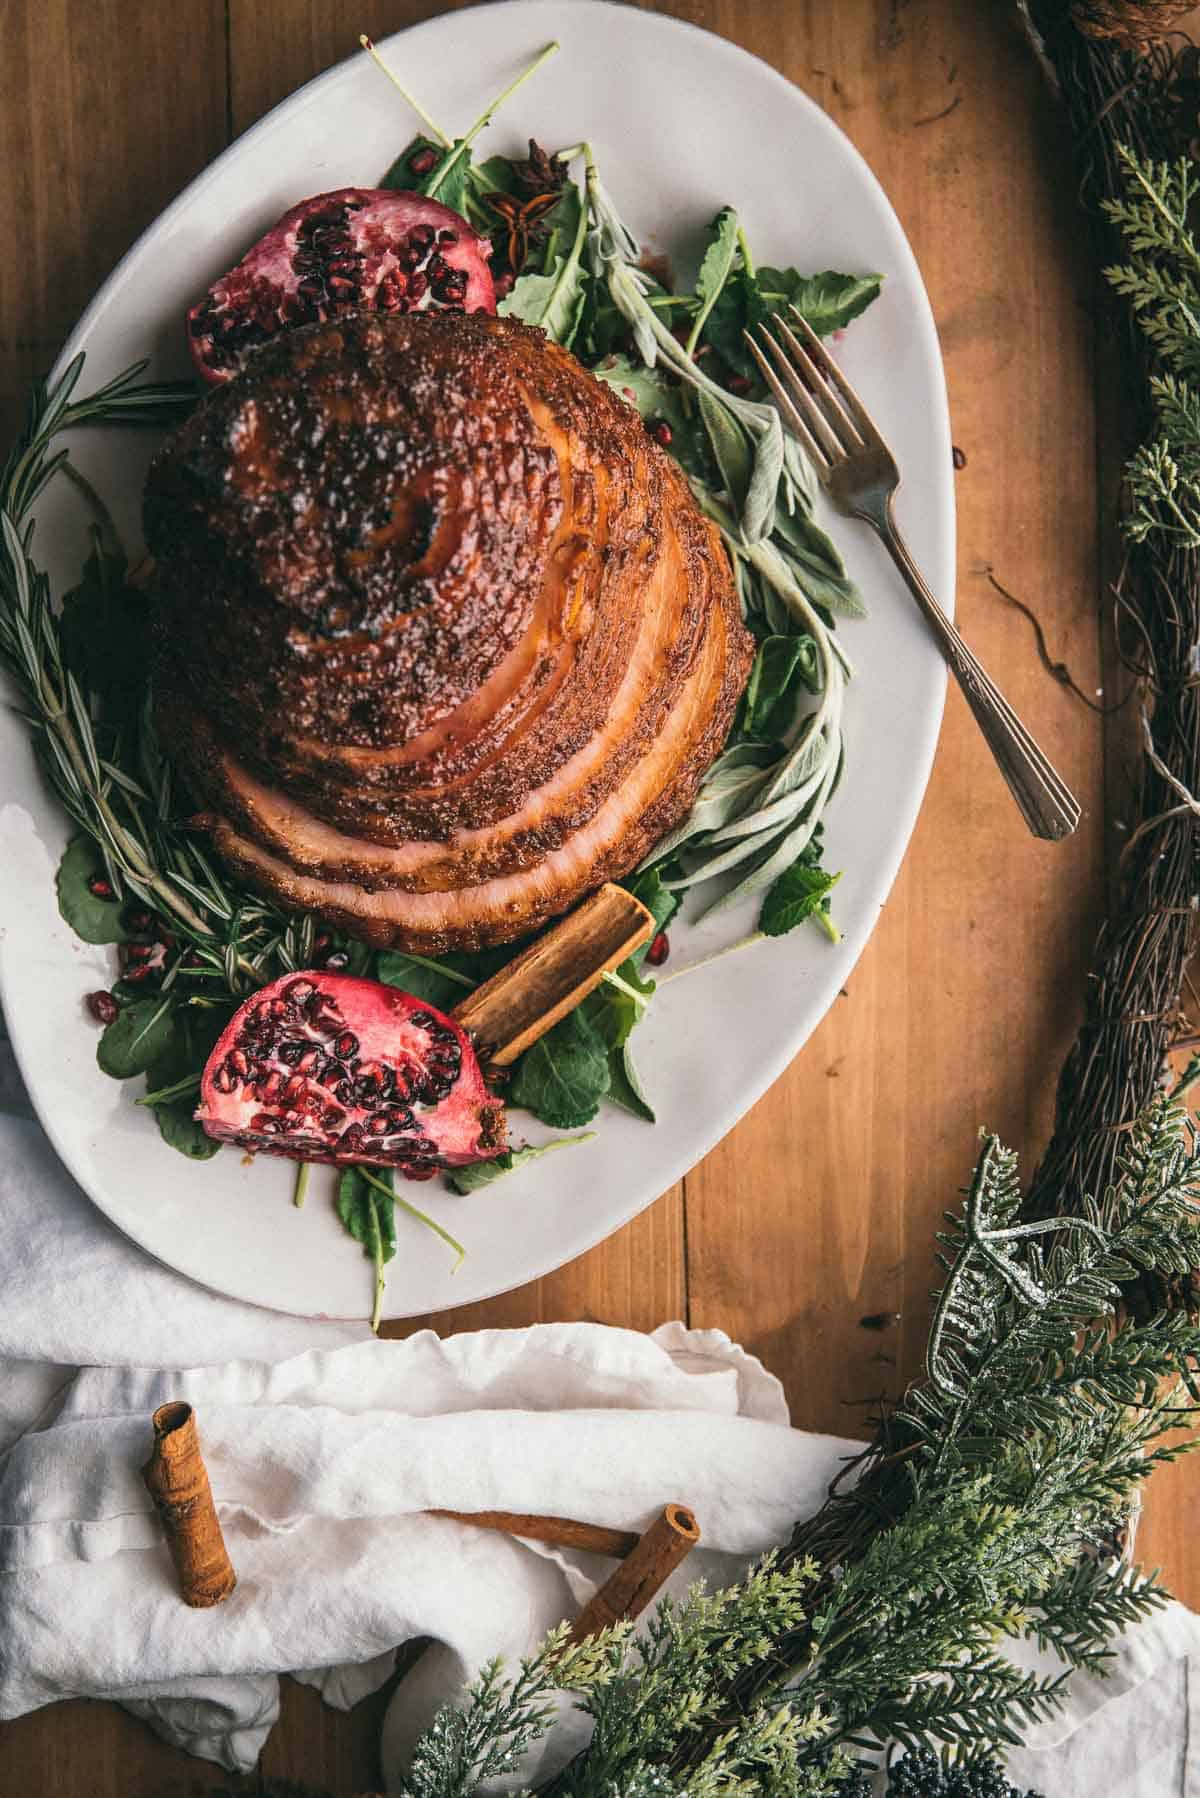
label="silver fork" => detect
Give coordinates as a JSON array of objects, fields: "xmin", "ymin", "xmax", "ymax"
[{"xmin": 745, "ymin": 308, "xmax": 1081, "ymax": 842}]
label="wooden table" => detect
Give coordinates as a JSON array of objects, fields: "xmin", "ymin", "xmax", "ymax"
[{"xmin": 3, "ymin": 2, "xmax": 1197, "ymax": 1791}]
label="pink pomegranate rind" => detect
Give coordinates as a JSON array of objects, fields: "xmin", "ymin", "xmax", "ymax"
[
  {"xmin": 188, "ymin": 187, "xmax": 496, "ymax": 383},
  {"xmin": 196, "ymin": 971, "xmax": 507, "ymax": 1171}
]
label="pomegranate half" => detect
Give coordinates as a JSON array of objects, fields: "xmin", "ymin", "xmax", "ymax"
[
  {"xmin": 188, "ymin": 188, "xmax": 496, "ymax": 383},
  {"xmin": 196, "ymin": 972, "xmax": 507, "ymax": 1172}
]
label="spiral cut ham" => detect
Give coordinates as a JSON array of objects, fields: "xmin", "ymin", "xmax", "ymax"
[{"xmin": 145, "ymin": 311, "xmax": 753, "ymax": 952}]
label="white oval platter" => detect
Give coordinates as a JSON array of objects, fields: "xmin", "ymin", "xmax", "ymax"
[{"xmin": 0, "ymin": 0, "xmax": 953, "ymax": 1320}]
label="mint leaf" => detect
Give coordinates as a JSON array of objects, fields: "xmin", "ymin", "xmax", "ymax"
[
  {"xmin": 448, "ymin": 1133, "xmax": 596, "ymax": 1194},
  {"xmin": 56, "ymin": 836, "xmax": 126, "ymax": 945},
  {"xmin": 97, "ymin": 996, "xmax": 178, "ymax": 1079},
  {"xmin": 760, "ymin": 862, "xmax": 841, "ymax": 938},
  {"xmin": 509, "ymin": 1005, "xmax": 611, "ymax": 1128}
]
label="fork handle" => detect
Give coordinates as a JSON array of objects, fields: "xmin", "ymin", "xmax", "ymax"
[{"xmin": 873, "ymin": 498, "xmax": 1080, "ymax": 841}]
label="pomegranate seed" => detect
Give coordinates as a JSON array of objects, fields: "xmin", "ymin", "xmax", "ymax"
[
  {"xmin": 726, "ymin": 372, "xmax": 752, "ymax": 394},
  {"xmin": 313, "ymin": 932, "xmax": 333, "ymax": 956},
  {"xmin": 87, "ymin": 874, "xmax": 114, "ymax": 900},
  {"xmin": 121, "ymin": 963, "xmax": 159, "ymax": 986},
  {"xmin": 334, "ymin": 1031, "xmax": 359, "ymax": 1059},
  {"xmin": 646, "ymin": 932, "xmax": 671, "ymax": 967},
  {"xmin": 648, "ymin": 418, "xmax": 673, "ymax": 447},
  {"xmin": 401, "ymin": 1165, "xmax": 438, "ymax": 1182},
  {"xmin": 123, "ymin": 942, "xmax": 156, "ymax": 966},
  {"xmin": 493, "ymin": 271, "xmax": 515, "ymax": 299},
  {"xmin": 621, "ymin": 385, "xmax": 637, "ymax": 401},
  {"xmin": 408, "ymin": 146, "xmax": 439, "ymax": 175},
  {"xmin": 86, "ymin": 990, "xmax": 119, "ymax": 1025},
  {"xmin": 123, "ymin": 907, "xmax": 154, "ymax": 933}
]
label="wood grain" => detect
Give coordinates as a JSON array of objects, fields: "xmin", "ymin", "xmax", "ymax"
[{"xmin": 1, "ymin": 3, "xmax": 1197, "ymax": 1793}]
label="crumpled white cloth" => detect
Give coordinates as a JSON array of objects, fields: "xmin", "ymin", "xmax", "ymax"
[
  {"xmin": 0, "ymin": 1321, "xmax": 848, "ymax": 1783},
  {"xmin": 4, "ymin": 1032, "xmax": 1200, "ymax": 1794}
]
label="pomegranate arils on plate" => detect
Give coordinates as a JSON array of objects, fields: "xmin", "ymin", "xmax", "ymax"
[
  {"xmin": 196, "ymin": 971, "xmax": 506, "ymax": 1175},
  {"xmin": 187, "ymin": 187, "xmax": 496, "ymax": 383}
]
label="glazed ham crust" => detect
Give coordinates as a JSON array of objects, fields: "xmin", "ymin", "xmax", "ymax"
[{"xmin": 145, "ymin": 311, "xmax": 752, "ymax": 951}]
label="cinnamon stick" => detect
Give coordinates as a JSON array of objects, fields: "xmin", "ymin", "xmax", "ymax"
[
  {"xmin": 568, "ymin": 1503, "xmax": 701, "ymax": 1641},
  {"xmin": 430, "ymin": 1509, "xmax": 641, "ymax": 1558},
  {"xmin": 451, "ymin": 882, "xmax": 655, "ymax": 1067},
  {"xmin": 141, "ymin": 1401, "xmax": 237, "ymax": 1608}
]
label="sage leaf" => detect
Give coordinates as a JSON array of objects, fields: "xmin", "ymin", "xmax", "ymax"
[
  {"xmin": 774, "ymin": 506, "xmax": 867, "ymax": 618},
  {"xmin": 743, "ymin": 410, "xmax": 786, "ymax": 544},
  {"xmin": 699, "ymin": 391, "xmax": 753, "ymax": 517},
  {"xmin": 56, "ymin": 835, "xmax": 125, "ymax": 945},
  {"xmin": 760, "ymin": 862, "xmax": 841, "ymax": 937},
  {"xmin": 97, "ymin": 996, "xmax": 178, "ymax": 1079},
  {"xmin": 448, "ymin": 1133, "xmax": 596, "ymax": 1194},
  {"xmin": 509, "ymin": 1004, "xmax": 611, "ymax": 1129}
]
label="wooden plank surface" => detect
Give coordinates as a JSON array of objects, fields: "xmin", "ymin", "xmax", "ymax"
[{"xmin": 1, "ymin": 2, "xmax": 1196, "ymax": 1793}]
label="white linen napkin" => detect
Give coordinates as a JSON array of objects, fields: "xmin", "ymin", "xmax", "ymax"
[{"xmin": 4, "ymin": 1028, "xmax": 1200, "ymax": 1794}]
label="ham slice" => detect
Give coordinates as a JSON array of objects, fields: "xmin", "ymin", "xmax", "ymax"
[{"xmin": 146, "ymin": 311, "xmax": 752, "ymax": 950}]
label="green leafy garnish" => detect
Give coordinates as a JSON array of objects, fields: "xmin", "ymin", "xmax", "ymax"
[
  {"xmin": 499, "ymin": 180, "xmax": 588, "ymax": 343},
  {"xmin": 688, "ymin": 205, "xmax": 741, "ymax": 356},
  {"xmin": 376, "ymin": 947, "xmax": 478, "ymax": 1010},
  {"xmin": 336, "ymin": 1165, "xmax": 398, "ymax": 1333},
  {"xmin": 59, "ymin": 539, "xmax": 149, "ymax": 734},
  {"xmin": 760, "ymin": 860, "xmax": 840, "ymax": 940},
  {"xmin": 741, "ymin": 635, "xmax": 820, "ymax": 741},
  {"xmin": 140, "ymin": 1004, "xmax": 230, "ymax": 1159},
  {"xmin": 56, "ymin": 836, "xmax": 126, "ymax": 945},
  {"xmin": 448, "ymin": 1132, "xmax": 596, "ymax": 1194},
  {"xmin": 96, "ymin": 996, "xmax": 178, "ymax": 1079},
  {"xmin": 509, "ymin": 1003, "xmax": 611, "ymax": 1128}
]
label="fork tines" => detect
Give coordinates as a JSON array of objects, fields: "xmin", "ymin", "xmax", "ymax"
[{"xmin": 744, "ymin": 306, "xmax": 880, "ymax": 475}]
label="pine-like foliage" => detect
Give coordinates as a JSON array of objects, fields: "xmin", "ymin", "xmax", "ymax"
[
  {"xmin": 393, "ymin": 1102, "xmax": 1200, "ymax": 1795},
  {"xmin": 1104, "ymin": 147, "xmax": 1200, "ymax": 543}
]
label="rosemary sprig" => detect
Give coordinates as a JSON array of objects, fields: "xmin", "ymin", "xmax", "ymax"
[{"xmin": 0, "ymin": 354, "xmax": 315, "ymax": 999}]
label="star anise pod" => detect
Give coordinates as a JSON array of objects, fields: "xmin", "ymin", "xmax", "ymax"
[
  {"xmin": 483, "ymin": 190, "xmax": 564, "ymax": 277},
  {"xmin": 512, "ymin": 138, "xmax": 568, "ymax": 198}
]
